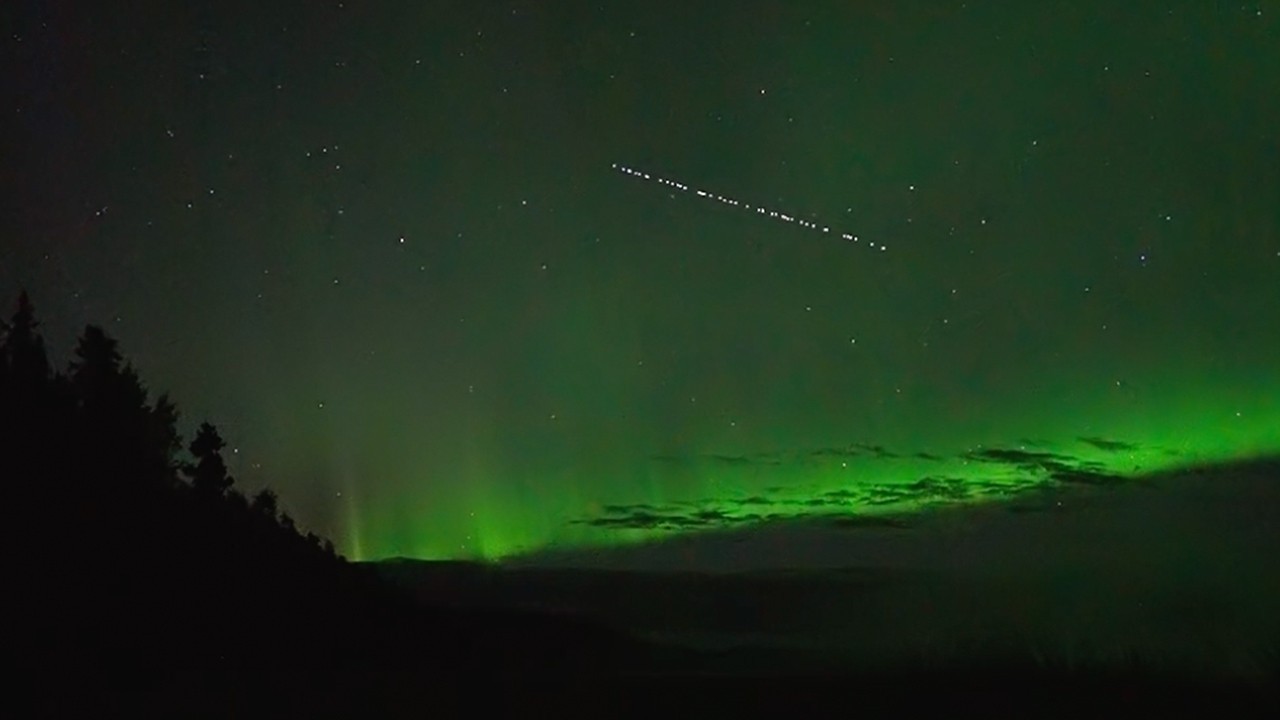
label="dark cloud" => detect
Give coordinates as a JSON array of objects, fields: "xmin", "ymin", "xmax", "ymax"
[
  {"xmin": 601, "ymin": 502, "xmax": 658, "ymax": 514},
  {"xmin": 709, "ymin": 454, "xmax": 753, "ymax": 466},
  {"xmin": 810, "ymin": 446, "xmax": 863, "ymax": 458},
  {"xmin": 908, "ymin": 476, "xmax": 971, "ymax": 500},
  {"xmin": 1078, "ymin": 436, "xmax": 1139, "ymax": 452},
  {"xmin": 961, "ymin": 446, "xmax": 1130, "ymax": 491},
  {"xmin": 650, "ymin": 452, "xmax": 784, "ymax": 467},
  {"xmin": 854, "ymin": 443, "xmax": 899, "ymax": 459},
  {"xmin": 866, "ymin": 495, "xmax": 908, "ymax": 506},
  {"xmin": 576, "ymin": 503, "xmax": 777, "ymax": 531},
  {"xmin": 579, "ymin": 510, "xmax": 670, "ymax": 530},
  {"xmin": 970, "ymin": 480, "xmax": 1040, "ymax": 497},
  {"xmin": 822, "ymin": 489, "xmax": 861, "ymax": 500},
  {"xmin": 966, "ymin": 447, "xmax": 1075, "ymax": 469},
  {"xmin": 586, "ymin": 439, "xmax": 1139, "ymax": 534}
]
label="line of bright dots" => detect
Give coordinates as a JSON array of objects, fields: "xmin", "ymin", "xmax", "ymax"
[{"xmin": 612, "ymin": 163, "xmax": 886, "ymax": 251}]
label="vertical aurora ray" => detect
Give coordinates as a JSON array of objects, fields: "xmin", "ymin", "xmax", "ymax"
[{"xmin": 342, "ymin": 480, "xmax": 365, "ymax": 562}]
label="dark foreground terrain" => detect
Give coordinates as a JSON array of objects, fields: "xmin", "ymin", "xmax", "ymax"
[
  {"xmin": 369, "ymin": 456, "xmax": 1279, "ymax": 713},
  {"xmin": 379, "ymin": 456, "xmax": 1280, "ymax": 679},
  {"xmin": 24, "ymin": 459, "xmax": 1280, "ymax": 716}
]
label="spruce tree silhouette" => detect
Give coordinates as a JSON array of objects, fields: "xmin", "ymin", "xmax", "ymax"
[
  {"xmin": 185, "ymin": 421, "xmax": 234, "ymax": 499},
  {"xmin": 250, "ymin": 487, "xmax": 279, "ymax": 520},
  {"xmin": 10, "ymin": 292, "xmax": 637, "ymax": 713},
  {"xmin": 4, "ymin": 292, "xmax": 64, "ymax": 655},
  {"xmin": 67, "ymin": 325, "xmax": 161, "ymax": 493},
  {"xmin": 1, "ymin": 302, "xmax": 414, "ymax": 698},
  {"xmin": 69, "ymin": 325, "xmax": 129, "ymax": 404},
  {"xmin": 0, "ymin": 292, "xmax": 58, "ymax": 483},
  {"xmin": 144, "ymin": 393, "xmax": 183, "ymax": 486},
  {"xmin": 1, "ymin": 290, "xmax": 51, "ymax": 394}
]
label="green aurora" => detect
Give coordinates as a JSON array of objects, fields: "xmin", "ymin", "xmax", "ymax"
[
  {"xmin": 342, "ymin": 375, "xmax": 1279, "ymax": 561},
  {"xmin": 3, "ymin": 1, "xmax": 1276, "ymax": 562}
]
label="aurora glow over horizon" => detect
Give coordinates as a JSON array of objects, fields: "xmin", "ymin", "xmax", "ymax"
[{"xmin": 3, "ymin": 1, "xmax": 1277, "ymax": 563}]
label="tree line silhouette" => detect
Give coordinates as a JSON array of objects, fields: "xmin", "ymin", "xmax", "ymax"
[
  {"xmin": 4, "ymin": 291, "xmax": 681, "ymax": 711},
  {"xmin": 1, "ymin": 291, "xmax": 466, "ymax": 707}
]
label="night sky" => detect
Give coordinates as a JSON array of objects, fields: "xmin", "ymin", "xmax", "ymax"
[{"xmin": 3, "ymin": 1, "xmax": 1277, "ymax": 562}]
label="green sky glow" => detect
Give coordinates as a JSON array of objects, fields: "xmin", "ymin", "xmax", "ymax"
[
  {"xmin": 344, "ymin": 373, "xmax": 1279, "ymax": 561},
  {"xmin": 3, "ymin": 1, "xmax": 1276, "ymax": 563}
]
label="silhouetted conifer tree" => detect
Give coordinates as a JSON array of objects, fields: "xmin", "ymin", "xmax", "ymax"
[
  {"xmin": 4, "ymin": 292, "xmax": 54, "ymax": 549},
  {"xmin": 69, "ymin": 325, "xmax": 126, "ymax": 401},
  {"xmin": 2, "ymin": 292, "xmax": 66, "ymax": 504},
  {"xmin": 143, "ymin": 393, "xmax": 183, "ymax": 486},
  {"xmin": 185, "ymin": 421, "xmax": 233, "ymax": 498},
  {"xmin": 251, "ymin": 488, "xmax": 279, "ymax": 520},
  {"xmin": 67, "ymin": 325, "xmax": 157, "ymax": 488},
  {"xmin": 5, "ymin": 293, "xmax": 446, "ymax": 711},
  {"xmin": 1, "ymin": 291, "xmax": 54, "ymax": 439},
  {"xmin": 1, "ymin": 290, "xmax": 52, "ymax": 393}
]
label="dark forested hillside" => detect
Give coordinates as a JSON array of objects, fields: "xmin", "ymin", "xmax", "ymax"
[{"xmin": 2, "ymin": 292, "xmax": 646, "ymax": 712}]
